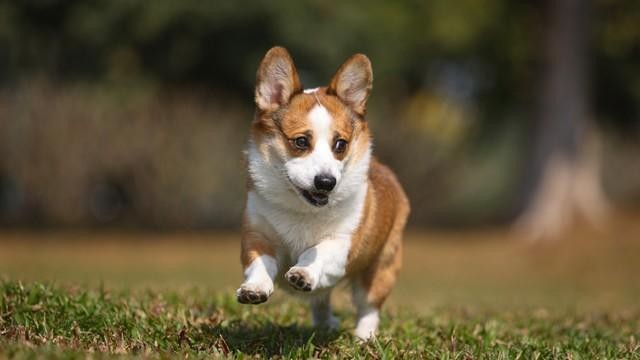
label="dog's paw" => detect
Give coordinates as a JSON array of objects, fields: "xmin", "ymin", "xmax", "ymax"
[
  {"xmin": 285, "ymin": 267, "xmax": 315, "ymax": 292},
  {"xmin": 236, "ymin": 283, "xmax": 271, "ymax": 304}
]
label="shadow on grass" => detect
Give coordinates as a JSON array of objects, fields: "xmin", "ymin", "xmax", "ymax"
[{"xmin": 202, "ymin": 320, "xmax": 342, "ymax": 357}]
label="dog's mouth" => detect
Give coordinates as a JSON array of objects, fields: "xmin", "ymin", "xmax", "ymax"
[
  {"xmin": 285, "ymin": 175, "xmax": 330, "ymax": 207},
  {"xmin": 300, "ymin": 189, "xmax": 329, "ymax": 207}
]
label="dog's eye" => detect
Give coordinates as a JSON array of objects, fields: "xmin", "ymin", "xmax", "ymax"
[
  {"xmin": 334, "ymin": 139, "xmax": 348, "ymax": 153},
  {"xmin": 293, "ymin": 136, "xmax": 310, "ymax": 150}
]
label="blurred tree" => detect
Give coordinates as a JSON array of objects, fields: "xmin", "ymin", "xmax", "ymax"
[{"xmin": 514, "ymin": 0, "xmax": 610, "ymax": 241}]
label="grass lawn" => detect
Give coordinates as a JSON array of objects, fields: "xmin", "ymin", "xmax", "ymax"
[{"xmin": 1, "ymin": 217, "xmax": 639, "ymax": 358}]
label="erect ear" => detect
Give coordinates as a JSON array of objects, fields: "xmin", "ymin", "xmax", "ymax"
[
  {"xmin": 255, "ymin": 46, "xmax": 302, "ymax": 112},
  {"xmin": 328, "ymin": 54, "xmax": 373, "ymax": 115}
]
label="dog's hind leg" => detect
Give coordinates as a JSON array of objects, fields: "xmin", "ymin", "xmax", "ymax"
[
  {"xmin": 351, "ymin": 224, "xmax": 403, "ymax": 340},
  {"xmin": 309, "ymin": 290, "xmax": 340, "ymax": 330},
  {"xmin": 351, "ymin": 281, "xmax": 381, "ymax": 340}
]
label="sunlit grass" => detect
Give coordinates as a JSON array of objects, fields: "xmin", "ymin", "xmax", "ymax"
[
  {"xmin": 1, "ymin": 281, "xmax": 639, "ymax": 359},
  {"xmin": 1, "ymin": 224, "xmax": 640, "ymax": 358}
]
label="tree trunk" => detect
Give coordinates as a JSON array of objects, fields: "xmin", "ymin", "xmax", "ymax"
[{"xmin": 513, "ymin": 0, "xmax": 610, "ymax": 241}]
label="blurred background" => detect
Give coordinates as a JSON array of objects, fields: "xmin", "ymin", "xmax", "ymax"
[
  {"xmin": 1, "ymin": 0, "xmax": 640, "ymax": 235},
  {"xmin": 0, "ymin": 0, "xmax": 639, "ymax": 310}
]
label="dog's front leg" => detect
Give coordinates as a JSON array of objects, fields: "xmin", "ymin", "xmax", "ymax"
[
  {"xmin": 237, "ymin": 231, "xmax": 278, "ymax": 304},
  {"xmin": 285, "ymin": 236, "xmax": 350, "ymax": 292}
]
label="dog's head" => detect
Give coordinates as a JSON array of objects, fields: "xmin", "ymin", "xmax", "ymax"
[{"xmin": 247, "ymin": 46, "xmax": 373, "ymax": 211}]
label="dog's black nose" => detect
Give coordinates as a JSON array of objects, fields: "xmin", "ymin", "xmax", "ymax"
[{"xmin": 314, "ymin": 174, "xmax": 336, "ymax": 192}]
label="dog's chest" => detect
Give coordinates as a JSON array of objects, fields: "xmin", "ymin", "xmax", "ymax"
[{"xmin": 246, "ymin": 189, "xmax": 366, "ymax": 262}]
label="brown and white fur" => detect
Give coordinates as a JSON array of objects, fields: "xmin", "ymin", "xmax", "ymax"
[{"xmin": 237, "ymin": 46, "xmax": 410, "ymax": 340}]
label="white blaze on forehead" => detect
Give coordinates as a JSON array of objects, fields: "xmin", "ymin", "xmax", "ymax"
[
  {"xmin": 303, "ymin": 87, "xmax": 320, "ymax": 94},
  {"xmin": 308, "ymin": 105, "xmax": 333, "ymax": 143}
]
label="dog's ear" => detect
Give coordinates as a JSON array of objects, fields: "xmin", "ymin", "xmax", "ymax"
[
  {"xmin": 255, "ymin": 47, "xmax": 302, "ymax": 112},
  {"xmin": 328, "ymin": 54, "xmax": 373, "ymax": 116}
]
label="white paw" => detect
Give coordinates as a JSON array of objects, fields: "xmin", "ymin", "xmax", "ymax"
[
  {"xmin": 354, "ymin": 325, "xmax": 377, "ymax": 341},
  {"xmin": 354, "ymin": 311, "xmax": 379, "ymax": 341},
  {"xmin": 285, "ymin": 267, "xmax": 318, "ymax": 292},
  {"xmin": 236, "ymin": 282, "xmax": 273, "ymax": 304}
]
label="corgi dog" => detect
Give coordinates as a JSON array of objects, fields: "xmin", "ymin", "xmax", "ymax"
[{"xmin": 237, "ymin": 46, "xmax": 410, "ymax": 340}]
